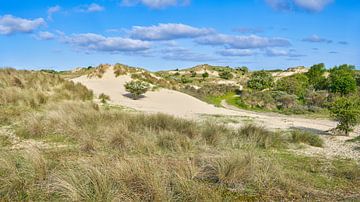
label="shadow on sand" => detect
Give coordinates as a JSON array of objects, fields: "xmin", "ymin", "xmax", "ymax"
[{"xmin": 122, "ymin": 93, "xmax": 146, "ymax": 100}]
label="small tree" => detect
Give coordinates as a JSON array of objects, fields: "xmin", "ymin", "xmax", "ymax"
[
  {"xmin": 98, "ymin": 93, "xmax": 110, "ymax": 104},
  {"xmin": 328, "ymin": 64, "xmax": 356, "ymax": 96},
  {"xmin": 202, "ymin": 72, "xmax": 209, "ymax": 80},
  {"xmin": 247, "ymin": 70, "xmax": 274, "ymax": 90},
  {"xmin": 190, "ymin": 71, "xmax": 197, "ymax": 77},
  {"xmin": 329, "ymin": 97, "xmax": 360, "ymax": 135},
  {"xmin": 124, "ymin": 80, "xmax": 150, "ymax": 100},
  {"xmin": 306, "ymin": 63, "xmax": 327, "ymax": 90}
]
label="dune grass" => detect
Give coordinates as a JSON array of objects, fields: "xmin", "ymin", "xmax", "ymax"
[
  {"xmin": 0, "ymin": 100, "xmax": 357, "ymax": 201},
  {"xmin": 0, "ymin": 68, "xmax": 93, "ymax": 125},
  {"xmin": 0, "ymin": 68, "xmax": 359, "ymax": 201}
]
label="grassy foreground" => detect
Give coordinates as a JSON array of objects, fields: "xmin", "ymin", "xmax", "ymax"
[
  {"xmin": 0, "ymin": 101, "xmax": 359, "ymax": 201},
  {"xmin": 0, "ymin": 68, "xmax": 359, "ymax": 201}
]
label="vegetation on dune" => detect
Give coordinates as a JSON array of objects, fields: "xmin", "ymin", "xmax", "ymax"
[
  {"xmin": 0, "ymin": 101, "xmax": 359, "ymax": 201},
  {"xmin": 124, "ymin": 80, "xmax": 150, "ymax": 99},
  {"xmin": 98, "ymin": 93, "xmax": 110, "ymax": 104},
  {"xmin": 247, "ymin": 70, "xmax": 274, "ymax": 90},
  {"xmin": 0, "ymin": 68, "xmax": 93, "ymax": 124}
]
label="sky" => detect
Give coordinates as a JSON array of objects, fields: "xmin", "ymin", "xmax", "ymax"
[{"xmin": 0, "ymin": 0, "xmax": 359, "ymax": 71}]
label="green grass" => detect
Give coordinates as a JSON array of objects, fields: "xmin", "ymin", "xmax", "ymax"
[{"xmin": 290, "ymin": 130, "xmax": 324, "ymax": 147}]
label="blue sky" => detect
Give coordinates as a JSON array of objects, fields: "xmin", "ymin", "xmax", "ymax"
[{"xmin": 0, "ymin": 0, "xmax": 359, "ymax": 71}]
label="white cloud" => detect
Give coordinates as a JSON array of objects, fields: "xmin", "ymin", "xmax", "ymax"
[
  {"xmin": 77, "ymin": 3, "xmax": 105, "ymax": 12},
  {"xmin": 196, "ymin": 34, "xmax": 291, "ymax": 49},
  {"xmin": 130, "ymin": 23, "xmax": 213, "ymax": 41},
  {"xmin": 47, "ymin": 5, "xmax": 61, "ymax": 20},
  {"xmin": 265, "ymin": 0, "xmax": 333, "ymax": 12},
  {"xmin": 63, "ymin": 33, "xmax": 151, "ymax": 53},
  {"xmin": 265, "ymin": 48, "xmax": 305, "ymax": 57},
  {"xmin": 122, "ymin": 0, "xmax": 190, "ymax": 9},
  {"xmin": 293, "ymin": 0, "xmax": 333, "ymax": 11},
  {"xmin": 302, "ymin": 34, "xmax": 332, "ymax": 43},
  {"xmin": 0, "ymin": 15, "xmax": 45, "ymax": 35},
  {"xmin": 35, "ymin": 31, "xmax": 56, "ymax": 40},
  {"xmin": 217, "ymin": 49, "xmax": 257, "ymax": 57}
]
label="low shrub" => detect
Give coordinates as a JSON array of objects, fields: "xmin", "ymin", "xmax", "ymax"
[{"xmin": 290, "ymin": 130, "xmax": 323, "ymax": 147}]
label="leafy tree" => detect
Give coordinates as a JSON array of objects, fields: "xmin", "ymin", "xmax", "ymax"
[
  {"xmin": 124, "ymin": 80, "xmax": 150, "ymax": 100},
  {"xmin": 202, "ymin": 72, "xmax": 209, "ymax": 80},
  {"xmin": 329, "ymin": 96, "xmax": 360, "ymax": 135},
  {"xmin": 247, "ymin": 70, "xmax": 274, "ymax": 90},
  {"xmin": 276, "ymin": 74, "xmax": 309, "ymax": 97},
  {"xmin": 328, "ymin": 64, "xmax": 356, "ymax": 96},
  {"xmin": 219, "ymin": 71, "xmax": 233, "ymax": 80},
  {"xmin": 306, "ymin": 63, "xmax": 327, "ymax": 90}
]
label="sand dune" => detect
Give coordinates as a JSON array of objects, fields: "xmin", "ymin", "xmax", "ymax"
[
  {"xmin": 72, "ymin": 68, "xmax": 238, "ymax": 118},
  {"xmin": 72, "ymin": 67, "xmax": 337, "ymax": 131}
]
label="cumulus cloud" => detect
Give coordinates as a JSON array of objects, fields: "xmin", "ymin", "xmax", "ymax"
[
  {"xmin": 122, "ymin": 0, "xmax": 190, "ymax": 9},
  {"xmin": 302, "ymin": 34, "xmax": 332, "ymax": 43},
  {"xmin": 47, "ymin": 5, "xmax": 61, "ymax": 20},
  {"xmin": 196, "ymin": 34, "xmax": 291, "ymax": 49},
  {"xmin": 265, "ymin": 0, "xmax": 333, "ymax": 12},
  {"xmin": 130, "ymin": 23, "xmax": 214, "ymax": 41},
  {"xmin": 265, "ymin": 48, "xmax": 305, "ymax": 57},
  {"xmin": 0, "ymin": 15, "xmax": 45, "ymax": 35},
  {"xmin": 35, "ymin": 31, "xmax": 56, "ymax": 40},
  {"xmin": 217, "ymin": 49, "xmax": 257, "ymax": 57},
  {"xmin": 76, "ymin": 3, "xmax": 105, "ymax": 12},
  {"xmin": 63, "ymin": 33, "xmax": 151, "ymax": 53}
]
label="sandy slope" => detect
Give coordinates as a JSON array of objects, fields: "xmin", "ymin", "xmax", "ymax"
[
  {"xmin": 72, "ymin": 68, "xmax": 239, "ymax": 118},
  {"xmin": 72, "ymin": 67, "xmax": 337, "ymax": 131}
]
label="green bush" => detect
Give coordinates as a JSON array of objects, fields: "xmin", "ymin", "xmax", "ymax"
[
  {"xmin": 247, "ymin": 70, "xmax": 274, "ymax": 90},
  {"xmin": 219, "ymin": 71, "xmax": 233, "ymax": 80},
  {"xmin": 276, "ymin": 74, "xmax": 309, "ymax": 97},
  {"xmin": 329, "ymin": 96, "xmax": 360, "ymax": 135},
  {"xmin": 98, "ymin": 93, "xmax": 110, "ymax": 104},
  {"xmin": 328, "ymin": 64, "xmax": 356, "ymax": 96},
  {"xmin": 124, "ymin": 80, "xmax": 150, "ymax": 99},
  {"xmin": 306, "ymin": 63, "xmax": 327, "ymax": 90}
]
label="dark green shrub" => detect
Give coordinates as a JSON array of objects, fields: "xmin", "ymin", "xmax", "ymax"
[
  {"xmin": 276, "ymin": 74, "xmax": 309, "ymax": 97},
  {"xmin": 328, "ymin": 64, "xmax": 356, "ymax": 96},
  {"xmin": 219, "ymin": 71, "xmax": 233, "ymax": 80},
  {"xmin": 306, "ymin": 63, "xmax": 327, "ymax": 90},
  {"xmin": 247, "ymin": 70, "xmax": 274, "ymax": 90},
  {"xmin": 329, "ymin": 96, "xmax": 360, "ymax": 135}
]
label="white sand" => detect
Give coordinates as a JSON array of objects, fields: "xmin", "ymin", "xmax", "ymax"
[
  {"xmin": 72, "ymin": 67, "xmax": 337, "ymax": 131},
  {"xmin": 72, "ymin": 68, "xmax": 238, "ymax": 118}
]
